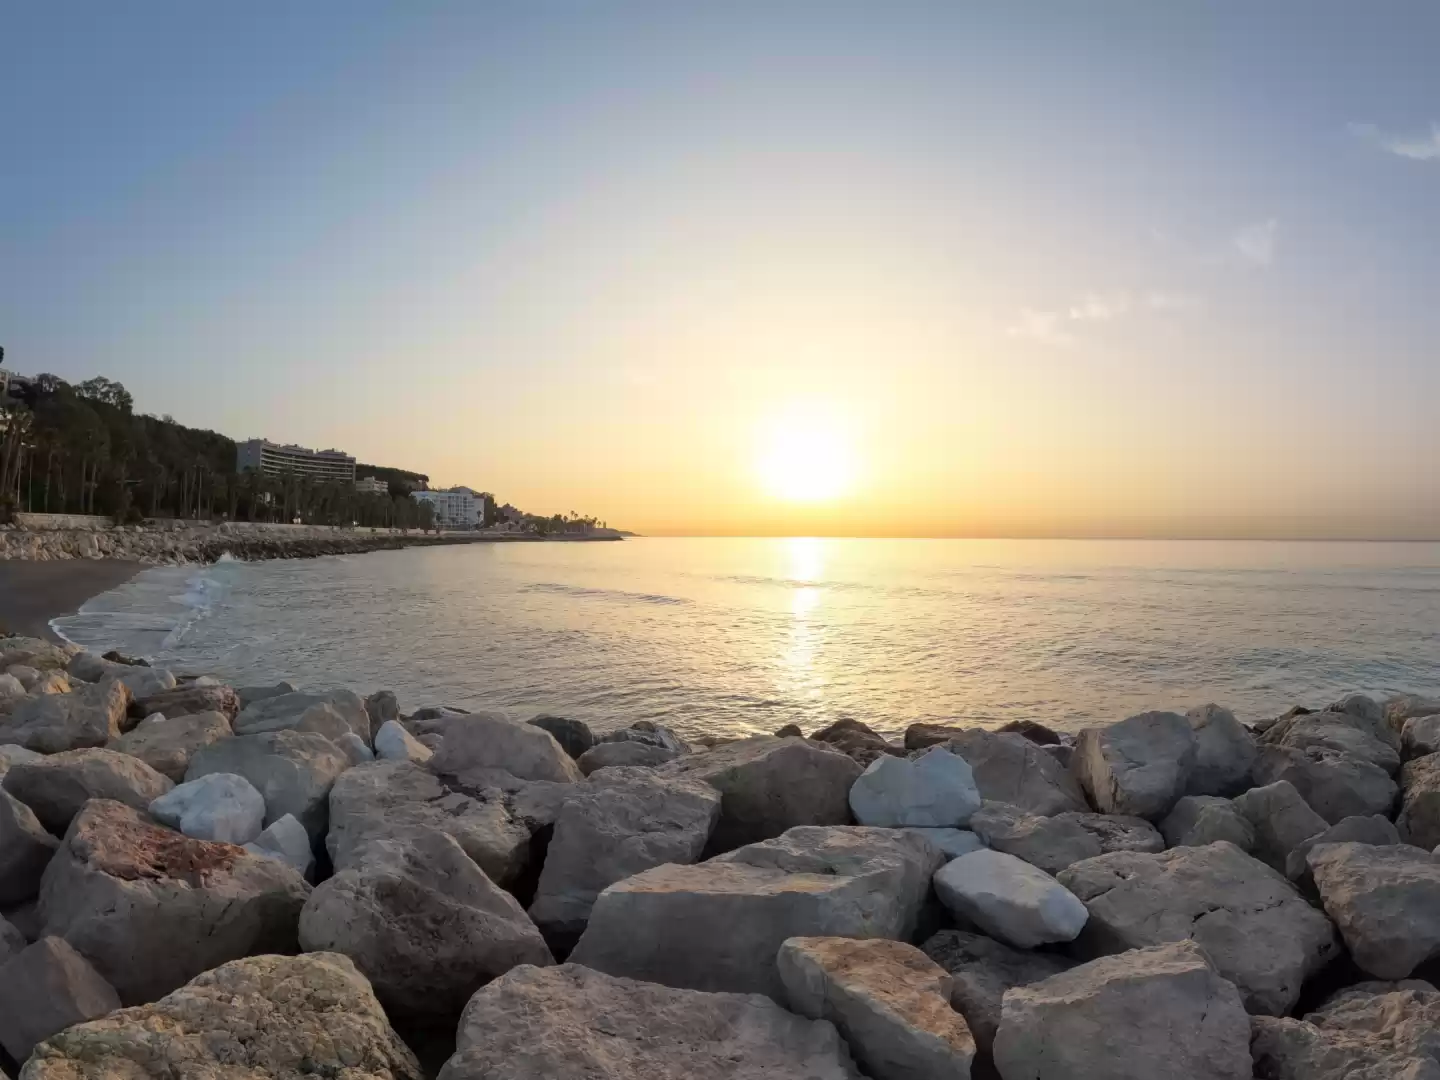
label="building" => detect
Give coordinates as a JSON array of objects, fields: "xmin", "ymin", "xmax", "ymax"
[
  {"xmin": 0, "ymin": 368, "xmax": 34, "ymax": 402},
  {"xmin": 237, "ymin": 439, "xmax": 356, "ymax": 483},
  {"xmin": 354, "ymin": 476, "xmax": 389, "ymax": 496},
  {"xmin": 412, "ymin": 487, "xmax": 484, "ymax": 529}
]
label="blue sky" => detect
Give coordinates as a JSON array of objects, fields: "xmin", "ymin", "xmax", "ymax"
[{"xmin": 2, "ymin": 3, "xmax": 1437, "ymax": 535}]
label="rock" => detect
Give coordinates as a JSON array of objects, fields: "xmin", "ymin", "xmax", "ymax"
[
  {"xmin": 920, "ymin": 929, "xmax": 1073, "ymax": 1052},
  {"xmin": 1260, "ymin": 710, "xmax": 1401, "ymax": 775},
  {"xmin": 233, "ymin": 688, "xmax": 371, "ymax": 744},
  {"xmin": 902, "ymin": 827, "xmax": 985, "ymax": 859},
  {"xmin": 3, "ymin": 748, "xmax": 173, "ymax": 835},
  {"xmin": 1308, "ymin": 841, "xmax": 1440, "ymax": 979},
  {"xmin": 63, "ymin": 652, "xmax": 111, "ymax": 683},
  {"xmin": 1073, "ymin": 711, "xmax": 1197, "ymax": 819},
  {"xmin": 1058, "ymin": 840, "xmax": 1337, "ymax": 1014},
  {"xmin": 1402, "ymin": 713, "xmax": 1440, "ymax": 759},
  {"xmin": 31, "ymin": 671, "xmax": 73, "ymax": 695},
  {"xmin": 0, "ymin": 936, "xmax": 121, "ymax": 1063},
  {"xmin": 943, "ymin": 729, "xmax": 1088, "ymax": 816},
  {"xmin": 326, "ymin": 760, "xmax": 531, "ymax": 884},
  {"xmin": 436, "ymin": 962, "xmax": 859, "ymax": 1080},
  {"xmin": 1250, "ymin": 979, "xmax": 1440, "ymax": 1079},
  {"xmin": 299, "ymin": 827, "xmax": 553, "ymax": 1024},
  {"xmin": 236, "ymin": 681, "xmax": 297, "ymax": 707},
  {"xmin": 1387, "ymin": 694, "xmax": 1440, "ymax": 735},
  {"xmin": 528, "ymin": 715, "xmax": 594, "ymax": 759},
  {"xmin": 0, "ymin": 637, "xmax": 70, "ymax": 672},
  {"xmin": 659, "ymin": 736, "xmax": 863, "ymax": 853},
  {"xmin": 0, "ymin": 674, "xmax": 26, "ymax": 712},
  {"xmin": 809, "ymin": 718, "xmax": 901, "ymax": 766},
  {"xmin": 107, "ymin": 709, "xmax": 232, "ymax": 781},
  {"xmin": 430, "ymin": 712, "xmax": 584, "ymax": 783},
  {"xmin": 374, "ymin": 718, "xmax": 433, "ymax": 763},
  {"xmin": 529, "ymin": 767, "xmax": 721, "ymax": 945},
  {"xmin": 997, "ymin": 719, "xmax": 1062, "ymax": 745},
  {"xmin": 336, "ymin": 730, "xmax": 375, "ymax": 765},
  {"xmin": 777, "ymin": 936, "xmax": 974, "ymax": 1080},
  {"xmin": 1185, "ymin": 704, "xmax": 1257, "ymax": 796},
  {"xmin": 1051, "ymin": 810, "xmax": 1165, "ymax": 854},
  {"xmin": 35, "ymin": 799, "xmax": 310, "ymax": 1004},
  {"xmin": 570, "ymin": 826, "xmax": 943, "ymax": 998},
  {"xmin": 775, "ymin": 723, "xmax": 804, "ymax": 738},
  {"xmin": 850, "ymin": 747, "xmax": 982, "ymax": 828},
  {"xmin": 243, "ymin": 813, "xmax": 316, "ymax": 880},
  {"xmin": 0, "ymin": 680, "xmax": 130, "ymax": 754},
  {"xmin": 969, "ymin": 802, "xmax": 1102, "ymax": 873},
  {"xmin": 903, "ymin": 722, "xmax": 967, "ymax": 751},
  {"xmin": 116, "ymin": 666, "xmax": 175, "ymax": 699},
  {"xmin": 1160, "ymin": 795, "xmax": 1256, "ymax": 851},
  {"xmin": 364, "ymin": 689, "xmax": 400, "ymax": 740},
  {"xmin": 0, "ymin": 788, "xmax": 58, "ymax": 905},
  {"xmin": 148, "ymin": 772, "xmax": 267, "ymax": 844},
  {"xmin": 577, "ymin": 739, "xmax": 680, "ymax": 774},
  {"xmin": 6, "ymin": 665, "xmax": 41, "ymax": 691},
  {"xmin": 1398, "ymin": 752, "xmax": 1440, "ymax": 850},
  {"xmin": 1253, "ymin": 744, "xmax": 1397, "ymax": 823},
  {"xmin": 598, "ymin": 720, "xmax": 688, "ymax": 753},
  {"xmin": 991, "ymin": 940, "xmax": 1253, "ymax": 1080},
  {"xmin": 933, "ymin": 848, "xmax": 1087, "ymax": 948},
  {"xmin": 0, "ymin": 913, "xmax": 23, "ymax": 960},
  {"xmin": 132, "ymin": 683, "xmax": 239, "ymax": 721},
  {"xmin": 1285, "ymin": 814, "xmax": 1400, "ymax": 891},
  {"xmin": 1232, "ymin": 779, "xmax": 1330, "ymax": 872},
  {"xmin": 0, "ymin": 743, "xmax": 42, "ymax": 777},
  {"xmin": 20, "ymin": 952, "xmax": 422, "ymax": 1080},
  {"xmin": 185, "ymin": 729, "xmax": 350, "ymax": 842}
]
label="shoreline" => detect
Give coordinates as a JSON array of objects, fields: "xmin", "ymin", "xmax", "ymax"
[{"xmin": 0, "ymin": 559, "xmax": 144, "ymax": 642}]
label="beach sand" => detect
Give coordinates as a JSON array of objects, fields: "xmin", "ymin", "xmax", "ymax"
[{"xmin": 0, "ymin": 560, "xmax": 143, "ymax": 641}]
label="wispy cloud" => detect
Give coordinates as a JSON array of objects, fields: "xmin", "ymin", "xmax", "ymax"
[
  {"xmin": 1349, "ymin": 121, "xmax": 1440, "ymax": 161},
  {"xmin": 1068, "ymin": 293, "xmax": 1131, "ymax": 322},
  {"xmin": 1007, "ymin": 308, "xmax": 1076, "ymax": 346},
  {"xmin": 1233, "ymin": 219, "xmax": 1278, "ymax": 267},
  {"xmin": 1008, "ymin": 289, "xmax": 1200, "ymax": 346}
]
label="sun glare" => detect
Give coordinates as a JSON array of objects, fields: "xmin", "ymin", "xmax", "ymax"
[{"xmin": 755, "ymin": 406, "xmax": 856, "ymax": 503}]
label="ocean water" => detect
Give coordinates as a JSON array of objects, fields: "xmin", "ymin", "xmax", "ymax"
[{"xmin": 52, "ymin": 537, "xmax": 1440, "ymax": 739}]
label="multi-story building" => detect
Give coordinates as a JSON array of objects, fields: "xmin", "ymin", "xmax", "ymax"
[
  {"xmin": 412, "ymin": 487, "xmax": 484, "ymax": 529},
  {"xmin": 354, "ymin": 476, "xmax": 390, "ymax": 497},
  {"xmin": 0, "ymin": 368, "xmax": 34, "ymax": 401},
  {"xmin": 237, "ymin": 439, "xmax": 356, "ymax": 483}
]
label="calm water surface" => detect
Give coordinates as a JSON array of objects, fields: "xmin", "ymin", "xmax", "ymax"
[{"xmin": 53, "ymin": 538, "xmax": 1440, "ymax": 739}]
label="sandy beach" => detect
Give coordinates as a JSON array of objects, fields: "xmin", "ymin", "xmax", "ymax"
[{"xmin": 0, "ymin": 559, "xmax": 142, "ymax": 641}]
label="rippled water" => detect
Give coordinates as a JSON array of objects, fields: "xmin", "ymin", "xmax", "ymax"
[{"xmin": 52, "ymin": 537, "xmax": 1440, "ymax": 738}]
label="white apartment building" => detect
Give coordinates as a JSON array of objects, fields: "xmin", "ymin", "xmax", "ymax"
[
  {"xmin": 237, "ymin": 439, "xmax": 357, "ymax": 482},
  {"xmin": 354, "ymin": 476, "xmax": 389, "ymax": 496},
  {"xmin": 412, "ymin": 488, "xmax": 483, "ymax": 529}
]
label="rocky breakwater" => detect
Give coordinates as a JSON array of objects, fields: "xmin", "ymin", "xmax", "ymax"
[{"xmin": 1, "ymin": 634, "xmax": 1440, "ymax": 1078}]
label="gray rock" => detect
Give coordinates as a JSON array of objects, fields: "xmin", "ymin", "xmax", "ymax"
[
  {"xmin": 992, "ymin": 940, "xmax": 1253, "ymax": 1080},
  {"xmin": 1160, "ymin": 795, "xmax": 1255, "ymax": 851},
  {"xmin": 1232, "ymin": 779, "xmax": 1330, "ymax": 872},
  {"xmin": 1285, "ymin": 815, "xmax": 1400, "ymax": 891},
  {"xmin": 1073, "ymin": 711, "xmax": 1197, "ymax": 819},
  {"xmin": 969, "ymin": 802, "xmax": 1102, "ymax": 873},
  {"xmin": 185, "ymin": 729, "xmax": 350, "ymax": 842},
  {"xmin": 659, "ymin": 736, "xmax": 863, "ymax": 853},
  {"xmin": 431, "ymin": 711, "xmax": 584, "ymax": 783},
  {"xmin": 107, "ymin": 709, "xmax": 232, "ymax": 782},
  {"xmin": 1253, "ymin": 744, "xmax": 1397, "ymax": 823},
  {"xmin": 0, "ymin": 936, "xmax": 121, "ymax": 1063},
  {"xmin": 232, "ymin": 689, "xmax": 371, "ymax": 744},
  {"xmin": 529, "ymin": 767, "xmax": 721, "ymax": 944},
  {"xmin": 1402, "ymin": 713, "xmax": 1440, "ymax": 760},
  {"xmin": 0, "ymin": 680, "xmax": 130, "ymax": 754},
  {"xmin": 116, "ymin": 666, "xmax": 176, "ymax": 700},
  {"xmin": 435, "ymin": 962, "xmax": 860, "ymax": 1080},
  {"xmin": 364, "ymin": 689, "xmax": 399, "ymax": 740},
  {"xmin": 236, "ymin": 681, "xmax": 297, "ymax": 708},
  {"xmin": 942, "ymin": 729, "xmax": 1088, "ymax": 816},
  {"xmin": 528, "ymin": 715, "xmax": 594, "ymax": 759},
  {"xmin": 1058, "ymin": 840, "xmax": 1337, "ymax": 1015},
  {"xmin": 5, "ymin": 665, "xmax": 41, "ymax": 691},
  {"xmin": 1051, "ymin": 810, "xmax": 1165, "ymax": 854},
  {"xmin": 577, "ymin": 739, "xmax": 680, "ymax": 774},
  {"xmin": 243, "ymin": 813, "xmax": 316, "ymax": 880},
  {"xmin": 132, "ymin": 683, "xmax": 240, "ymax": 721},
  {"xmin": 902, "ymin": 827, "xmax": 985, "ymax": 859},
  {"xmin": 934, "ymin": 848, "xmax": 1088, "ymax": 948},
  {"xmin": 920, "ymin": 929, "xmax": 1073, "ymax": 1052},
  {"xmin": 0, "ymin": 674, "xmax": 27, "ymax": 712},
  {"xmin": 148, "ymin": 772, "xmax": 267, "ymax": 844},
  {"xmin": 335, "ymin": 731, "xmax": 374, "ymax": 765},
  {"xmin": 373, "ymin": 718, "xmax": 433, "ymax": 763},
  {"xmin": 809, "ymin": 718, "xmax": 900, "ymax": 766},
  {"xmin": 36, "ymin": 799, "xmax": 311, "ymax": 1005},
  {"xmin": 1185, "ymin": 704, "xmax": 1257, "ymax": 796},
  {"xmin": 1250, "ymin": 979, "xmax": 1440, "ymax": 1079},
  {"xmin": 0, "ymin": 743, "xmax": 42, "ymax": 778},
  {"xmin": 598, "ymin": 721, "xmax": 688, "ymax": 753},
  {"xmin": 3, "ymin": 748, "xmax": 173, "ymax": 835},
  {"xmin": 1261, "ymin": 710, "xmax": 1401, "ymax": 775},
  {"xmin": 1398, "ymin": 752, "xmax": 1440, "ymax": 850},
  {"xmin": 0, "ymin": 914, "xmax": 23, "ymax": 963},
  {"xmin": 569, "ymin": 825, "xmax": 943, "ymax": 999},
  {"xmin": 777, "ymin": 936, "xmax": 974, "ymax": 1080},
  {"xmin": 0, "ymin": 787, "xmax": 58, "ymax": 905},
  {"xmin": 850, "ymin": 747, "xmax": 982, "ymax": 828},
  {"xmin": 0, "ymin": 637, "xmax": 70, "ymax": 672},
  {"xmin": 1309, "ymin": 841, "xmax": 1440, "ymax": 979},
  {"xmin": 1387, "ymin": 694, "xmax": 1440, "ymax": 735}
]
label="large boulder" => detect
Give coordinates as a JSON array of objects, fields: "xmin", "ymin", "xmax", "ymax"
[
  {"xmin": 299, "ymin": 827, "xmax": 553, "ymax": 1025},
  {"xmin": 20, "ymin": 952, "xmax": 422, "ymax": 1080},
  {"xmin": 132, "ymin": 683, "xmax": 239, "ymax": 721},
  {"xmin": 569, "ymin": 826, "xmax": 943, "ymax": 999},
  {"xmin": 920, "ymin": 929, "xmax": 1073, "ymax": 1052},
  {"xmin": 991, "ymin": 941, "xmax": 1253, "ymax": 1080},
  {"xmin": 1051, "ymin": 810, "xmax": 1164, "ymax": 854},
  {"xmin": 244, "ymin": 813, "xmax": 316, "ymax": 880},
  {"xmin": 1251, "ymin": 979, "xmax": 1440, "ymax": 1079},
  {"xmin": 436, "ymin": 962, "xmax": 859, "ymax": 1080},
  {"xmin": 1401, "ymin": 713, "xmax": 1440, "ymax": 759},
  {"xmin": 234, "ymin": 689, "xmax": 371, "ymax": 745},
  {"xmin": 969, "ymin": 802, "xmax": 1101, "ymax": 873},
  {"xmin": 373, "ymin": 718, "xmax": 433, "ymax": 763},
  {"xmin": 429, "ymin": 712, "xmax": 584, "ymax": 784},
  {"xmin": 1057, "ymin": 841, "xmax": 1337, "ymax": 1015},
  {"xmin": 0, "ymin": 936, "xmax": 121, "ymax": 1064},
  {"xmin": 1386, "ymin": 694, "xmax": 1440, "ymax": 733},
  {"xmin": 1072, "ymin": 711, "xmax": 1196, "ymax": 819},
  {"xmin": 809, "ymin": 718, "xmax": 900, "ymax": 767},
  {"xmin": 1308, "ymin": 841, "xmax": 1440, "ymax": 979},
  {"xmin": 529, "ymin": 767, "xmax": 721, "ymax": 945},
  {"xmin": 934, "ymin": 849, "xmax": 1087, "ymax": 948},
  {"xmin": 364, "ymin": 689, "xmax": 400, "ymax": 740},
  {"xmin": 185, "ymin": 729, "xmax": 350, "ymax": 842},
  {"xmin": 0, "ymin": 680, "xmax": 130, "ymax": 754},
  {"xmin": 1398, "ymin": 752, "xmax": 1440, "ymax": 850},
  {"xmin": 148, "ymin": 772, "xmax": 267, "ymax": 844},
  {"xmin": 1285, "ymin": 815, "xmax": 1400, "ymax": 892},
  {"xmin": 0, "ymin": 787, "xmax": 58, "ymax": 905},
  {"xmin": 659, "ymin": 736, "xmax": 862, "ymax": 853},
  {"xmin": 942, "ymin": 729, "xmax": 1088, "ymax": 816},
  {"xmin": 903, "ymin": 827, "xmax": 985, "ymax": 858},
  {"xmin": 777, "ymin": 936, "xmax": 974, "ymax": 1080},
  {"xmin": 35, "ymin": 799, "xmax": 311, "ymax": 1004},
  {"xmin": 3, "ymin": 748, "xmax": 173, "ymax": 835},
  {"xmin": 577, "ymin": 740, "xmax": 679, "ymax": 774},
  {"xmin": 1252, "ymin": 745, "xmax": 1397, "ymax": 824},
  {"xmin": 849, "ymin": 747, "xmax": 981, "ymax": 828},
  {"xmin": 0, "ymin": 673, "xmax": 27, "ymax": 713},
  {"xmin": 1159, "ymin": 795, "xmax": 1255, "ymax": 851},
  {"xmin": 0, "ymin": 913, "xmax": 23, "ymax": 961},
  {"xmin": 236, "ymin": 681, "xmax": 298, "ymax": 708},
  {"xmin": 597, "ymin": 720, "xmax": 688, "ymax": 753},
  {"xmin": 1261, "ymin": 709, "xmax": 1401, "ymax": 773},
  {"xmin": 1231, "ymin": 779, "xmax": 1329, "ymax": 872},
  {"xmin": 0, "ymin": 637, "xmax": 70, "ymax": 672},
  {"xmin": 1184, "ymin": 704, "xmax": 1257, "ymax": 796},
  {"xmin": 108, "ymin": 709, "xmax": 232, "ymax": 782}
]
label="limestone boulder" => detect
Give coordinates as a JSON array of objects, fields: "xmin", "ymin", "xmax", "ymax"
[
  {"xmin": 0, "ymin": 936, "xmax": 120, "ymax": 1064},
  {"xmin": 1253, "ymin": 745, "xmax": 1397, "ymax": 823},
  {"xmin": 1072, "ymin": 711, "xmax": 1197, "ymax": 819},
  {"xmin": 373, "ymin": 718, "xmax": 433, "ymax": 763},
  {"xmin": 0, "ymin": 742, "xmax": 42, "ymax": 777},
  {"xmin": 5, "ymin": 665, "xmax": 41, "ymax": 690},
  {"xmin": 20, "ymin": 952, "xmax": 422, "ymax": 1080},
  {"xmin": 132, "ymin": 683, "xmax": 239, "ymax": 721},
  {"xmin": 934, "ymin": 848, "xmax": 1087, "ymax": 948},
  {"xmin": 1309, "ymin": 841, "xmax": 1440, "ymax": 979},
  {"xmin": 0, "ymin": 914, "xmax": 23, "ymax": 961},
  {"xmin": 943, "ymin": 729, "xmax": 1088, "ymax": 816},
  {"xmin": 36, "ymin": 799, "xmax": 310, "ymax": 1004},
  {"xmin": 430, "ymin": 711, "xmax": 584, "ymax": 783},
  {"xmin": 1398, "ymin": 752, "xmax": 1440, "ymax": 850},
  {"xmin": 115, "ymin": 667, "xmax": 175, "ymax": 700},
  {"xmin": 3, "ymin": 748, "xmax": 173, "ymax": 835},
  {"xmin": 529, "ymin": 767, "xmax": 721, "ymax": 945},
  {"xmin": 577, "ymin": 740, "xmax": 679, "ymax": 774},
  {"xmin": 660, "ymin": 736, "xmax": 862, "ymax": 853},
  {"xmin": 991, "ymin": 941, "xmax": 1253, "ymax": 1080},
  {"xmin": 233, "ymin": 688, "xmax": 371, "ymax": 742},
  {"xmin": 1051, "ymin": 810, "xmax": 1165, "ymax": 854},
  {"xmin": 1402, "ymin": 713, "xmax": 1440, "ymax": 759},
  {"xmin": 809, "ymin": 718, "xmax": 901, "ymax": 766},
  {"xmin": 1260, "ymin": 709, "xmax": 1401, "ymax": 775},
  {"xmin": 1387, "ymin": 694, "xmax": 1440, "ymax": 732},
  {"xmin": 1160, "ymin": 795, "xmax": 1255, "ymax": 850},
  {"xmin": 969, "ymin": 802, "xmax": 1101, "ymax": 873},
  {"xmin": 850, "ymin": 747, "xmax": 981, "ymax": 828},
  {"xmin": 920, "ymin": 929, "xmax": 1073, "ymax": 1052},
  {"xmin": 1250, "ymin": 979, "xmax": 1440, "ymax": 1079},
  {"xmin": 148, "ymin": 772, "xmax": 266, "ymax": 844},
  {"xmin": 0, "ymin": 680, "xmax": 130, "ymax": 754},
  {"xmin": 31, "ymin": 671, "xmax": 73, "ymax": 695},
  {"xmin": 243, "ymin": 813, "xmax": 316, "ymax": 880},
  {"xmin": 526, "ymin": 715, "xmax": 594, "ymax": 759},
  {"xmin": 0, "ymin": 674, "xmax": 26, "ymax": 713},
  {"xmin": 108, "ymin": 709, "xmax": 232, "ymax": 781},
  {"xmin": 1184, "ymin": 704, "xmax": 1257, "ymax": 796},
  {"xmin": 185, "ymin": 729, "xmax": 350, "ymax": 842},
  {"xmin": 569, "ymin": 826, "xmax": 943, "ymax": 999},
  {"xmin": 0, "ymin": 787, "xmax": 58, "ymax": 905},
  {"xmin": 336, "ymin": 731, "xmax": 374, "ymax": 765},
  {"xmin": 0, "ymin": 637, "xmax": 70, "ymax": 672},
  {"xmin": 597, "ymin": 720, "xmax": 688, "ymax": 753},
  {"xmin": 1232, "ymin": 779, "xmax": 1329, "ymax": 871},
  {"xmin": 364, "ymin": 689, "xmax": 400, "ymax": 740},
  {"xmin": 902, "ymin": 827, "xmax": 985, "ymax": 859},
  {"xmin": 778, "ymin": 936, "xmax": 974, "ymax": 1080},
  {"xmin": 436, "ymin": 962, "xmax": 860, "ymax": 1080},
  {"xmin": 1285, "ymin": 815, "xmax": 1400, "ymax": 893},
  {"xmin": 1057, "ymin": 841, "xmax": 1337, "ymax": 1015},
  {"xmin": 236, "ymin": 680, "xmax": 297, "ymax": 708}
]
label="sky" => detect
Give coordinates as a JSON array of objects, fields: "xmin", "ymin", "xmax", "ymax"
[{"xmin": 2, "ymin": 2, "xmax": 1438, "ymax": 538}]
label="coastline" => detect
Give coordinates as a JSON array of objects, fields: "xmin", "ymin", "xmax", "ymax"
[{"xmin": 0, "ymin": 558, "xmax": 143, "ymax": 642}]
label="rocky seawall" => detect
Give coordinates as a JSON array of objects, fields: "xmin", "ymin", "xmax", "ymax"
[{"xmin": 1, "ymin": 633, "xmax": 1439, "ymax": 1078}]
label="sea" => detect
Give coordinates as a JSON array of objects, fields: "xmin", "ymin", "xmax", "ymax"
[{"xmin": 51, "ymin": 537, "xmax": 1440, "ymax": 740}]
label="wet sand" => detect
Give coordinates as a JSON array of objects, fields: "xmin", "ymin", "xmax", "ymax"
[{"xmin": 0, "ymin": 560, "xmax": 143, "ymax": 641}]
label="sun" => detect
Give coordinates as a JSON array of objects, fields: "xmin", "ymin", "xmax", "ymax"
[{"xmin": 754, "ymin": 405, "xmax": 857, "ymax": 503}]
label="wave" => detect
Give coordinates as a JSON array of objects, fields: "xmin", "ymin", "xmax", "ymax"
[{"xmin": 520, "ymin": 582, "xmax": 691, "ymax": 606}]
